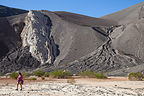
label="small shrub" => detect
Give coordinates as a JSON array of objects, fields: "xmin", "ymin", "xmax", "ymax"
[
  {"xmin": 49, "ymin": 70, "xmax": 71, "ymax": 78},
  {"xmin": 95, "ymin": 72, "xmax": 107, "ymax": 79},
  {"xmin": 0, "ymin": 72, "xmax": 4, "ymax": 76},
  {"xmin": 22, "ymin": 72, "xmax": 31, "ymax": 78},
  {"xmin": 34, "ymin": 70, "xmax": 45, "ymax": 77},
  {"xmin": 128, "ymin": 72, "xmax": 144, "ymax": 81},
  {"xmin": 41, "ymin": 76, "xmax": 45, "ymax": 80},
  {"xmin": 79, "ymin": 71, "xmax": 107, "ymax": 79},
  {"xmin": 10, "ymin": 72, "xmax": 19, "ymax": 79},
  {"xmin": 44, "ymin": 72, "xmax": 49, "ymax": 77},
  {"xmin": 79, "ymin": 70, "xmax": 96, "ymax": 78},
  {"xmin": 29, "ymin": 77, "xmax": 37, "ymax": 80}
]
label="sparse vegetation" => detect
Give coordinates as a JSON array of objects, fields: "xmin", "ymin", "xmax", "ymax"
[
  {"xmin": 95, "ymin": 72, "xmax": 107, "ymax": 79},
  {"xmin": 10, "ymin": 72, "xmax": 18, "ymax": 79},
  {"xmin": 49, "ymin": 70, "xmax": 71, "ymax": 78},
  {"xmin": 0, "ymin": 72, "xmax": 4, "ymax": 76},
  {"xmin": 128, "ymin": 72, "xmax": 144, "ymax": 81},
  {"xmin": 44, "ymin": 72, "xmax": 49, "ymax": 77},
  {"xmin": 79, "ymin": 70, "xmax": 96, "ymax": 78},
  {"xmin": 79, "ymin": 70, "xmax": 107, "ymax": 79},
  {"xmin": 29, "ymin": 77, "xmax": 37, "ymax": 80},
  {"xmin": 34, "ymin": 70, "xmax": 45, "ymax": 77},
  {"xmin": 22, "ymin": 72, "xmax": 31, "ymax": 78},
  {"xmin": 41, "ymin": 76, "xmax": 45, "ymax": 80}
]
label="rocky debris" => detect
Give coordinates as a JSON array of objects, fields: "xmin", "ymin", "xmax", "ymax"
[
  {"xmin": 110, "ymin": 20, "xmax": 144, "ymax": 62},
  {"xmin": 0, "ymin": 46, "xmax": 40, "ymax": 73},
  {"xmin": 0, "ymin": 81, "xmax": 144, "ymax": 96},
  {"xmin": 50, "ymin": 26, "xmax": 142, "ymax": 75}
]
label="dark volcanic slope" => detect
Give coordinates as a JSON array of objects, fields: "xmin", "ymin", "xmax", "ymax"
[
  {"xmin": 41, "ymin": 10, "xmax": 111, "ymax": 65},
  {"xmin": 101, "ymin": 2, "xmax": 144, "ymax": 24},
  {"xmin": 0, "ymin": 5, "xmax": 28, "ymax": 17},
  {"xmin": 57, "ymin": 2, "xmax": 144, "ymax": 76},
  {"xmin": 54, "ymin": 11, "xmax": 117, "ymax": 27},
  {"xmin": 0, "ymin": 8, "xmax": 112, "ymax": 73},
  {"xmin": 0, "ymin": 3, "xmax": 144, "ymax": 76},
  {"xmin": 0, "ymin": 6, "xmax": 39, "ymax": 73},
  {"xmin": 45, "ymin": 3, "xmax": 144, "ymax": 76},
  {"xmin": 101, "ymin": 2, "xmax": 144, "ymax": 62}
]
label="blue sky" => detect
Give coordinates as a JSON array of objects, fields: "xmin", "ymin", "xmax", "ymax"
[{"xmin": 0, "ymin": 0, "xmax": 143, "ymax": 17}]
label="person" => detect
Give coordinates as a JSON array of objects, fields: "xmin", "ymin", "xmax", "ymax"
[{"xmin": 16, "ymin": 72, "xmax": 23, "ymax": 91}]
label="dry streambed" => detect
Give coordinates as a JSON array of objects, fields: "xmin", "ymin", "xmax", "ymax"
[{"xmin": 0, "ymin": 78, "xmax": 144, "ymax": 96}]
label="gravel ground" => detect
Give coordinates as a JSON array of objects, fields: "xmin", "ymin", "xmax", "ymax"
[{"xmin": 0, "ymin": 78, "xmax": 144, "ymax": 96}]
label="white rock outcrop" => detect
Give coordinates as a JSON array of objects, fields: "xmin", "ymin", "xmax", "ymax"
[{"xmin": 21, "ymin": 11, "xmax": 54, "ymax": 64}]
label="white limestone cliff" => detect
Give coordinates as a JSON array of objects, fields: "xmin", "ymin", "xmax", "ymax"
[{"xmin": 21, "ymin": 10, "xmax": 54, "ymax": 64}]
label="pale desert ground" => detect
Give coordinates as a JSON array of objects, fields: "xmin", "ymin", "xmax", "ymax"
[{"xmin": 0, "ymin": 77, "xmax": 144, "ymax": 96}]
